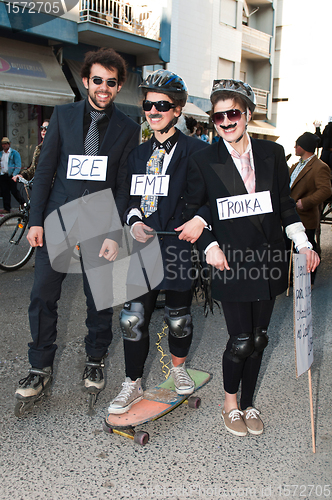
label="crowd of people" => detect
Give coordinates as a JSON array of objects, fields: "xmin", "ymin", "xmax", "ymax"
[{"xmin": 8, "ymin": 47, "xmax": 329, "ymax": 437}]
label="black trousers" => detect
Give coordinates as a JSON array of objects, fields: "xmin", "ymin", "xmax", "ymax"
[
  {"xmin": 124, "ymin": 289, "xmax": 193, "ymax": 380},
  {"xmin": 0, "ymin": 174, "xmax": 25, "ymax": 211},
  {"xmin": 221, "ymin": 299, "xmax": 275, "ymax": 410},
  {"xmin": 28, "ymin": 243, "xmax": 113, "ymax": 368}
]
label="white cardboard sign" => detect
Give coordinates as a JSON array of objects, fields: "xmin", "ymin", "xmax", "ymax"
[
  {"xmin": 130, "ymin": 174, "xmax": 170, "ymax": 197},
  {"xmin": 293, "ymin": 253, "xmax": 313, "ymax": 377},
  {"xmin": 216, "ymin": 190, "xmax": 273, "ymax": 220},
  {"xmin": 67, "ymin": 155, "xmax": 108, "ymax": 181}
]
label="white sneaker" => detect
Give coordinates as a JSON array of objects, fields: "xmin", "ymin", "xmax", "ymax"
[
  {"xmin": 108, "ymin": 377, "xmax": 143, "ymax": 414},
  {"xmin": 170, "ymin": 363, "xmax": 195, "ymax": 395}
]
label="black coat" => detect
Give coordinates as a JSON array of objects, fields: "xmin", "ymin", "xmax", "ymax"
[
  {"xmin": 185, "ymin": 138, "xmax": 300, "ymax": 302},
  {"xmin": 29, "ymin": 99, "xmax": 140, "ymax": 227},
  {"xmin": 126, "ymin": 130, "xmax": 208, "ymax": 291}
]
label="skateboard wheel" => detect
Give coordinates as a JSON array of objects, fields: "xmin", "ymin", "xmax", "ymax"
[
  {"xmin": 188, "ymin": 396, "xmax": 201, "ymax": 409},
  {"xmin": 134, "ymin": 431, "xmax": 149, "ymax": 446},
  {"xmin": 102, "ymin": 421, "xmax": 114, "ymax": 434}
]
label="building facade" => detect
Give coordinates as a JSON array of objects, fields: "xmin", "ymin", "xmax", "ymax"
[
  {"xmin": 0, "ymin": 0, "xmax": 171, "ymax": 168},
  {"xmin": 168, "ymin": 0, "xmax": 278, "ymax": 141}
]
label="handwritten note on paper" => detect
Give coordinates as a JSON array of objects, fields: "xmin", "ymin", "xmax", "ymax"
[
  {"xmin": 67, "ymin": 156, "xmax": 108, "ymax": 181},
  {"xmin": 293, "ymin": 253, "xmax": 313, "ymax": 377},
  {"xmin": 130, "ymin": 174, "xmax": 170, "ymax": 197},
  {"xmin": 216, "ymin": 191, "xmax": 273, "ymax": 220}
]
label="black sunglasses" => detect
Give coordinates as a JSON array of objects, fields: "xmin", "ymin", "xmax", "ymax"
[
  {"xmin": 40, "ymin": 126, "xmax": 48, "ymax": 131},
  {"xmin": 143, "ymin": 100, "xmax": 176, "ymax": 112},
  {"xmin": 90, "ymin": 77, "xmax": 117, "ymax": 87},
  {"xmin": 211, "ymin": 109, "xmax": 245, "ymax": 126}
]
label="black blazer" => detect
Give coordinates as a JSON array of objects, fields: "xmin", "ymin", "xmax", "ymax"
[
  {"xmin": 126, "ymin": 131, "xmax": 208, "ymax": 291},
  {"xmin": 185, "ymin": 138, "xmax": 301, "ymax": 301},
  {"xmin": 29, "ymin": 99, "xmax": 140, "ymax": 227}
]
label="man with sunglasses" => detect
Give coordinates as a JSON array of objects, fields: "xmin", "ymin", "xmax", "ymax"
[
  {"xmin": 15, "ymin": 47, "xmax": 140, "ymax": 413},
  {"xmin": 178, "ymin": 79, "xmax": 319, "ymax": 437},
  {"xmin": 107, "ymin": 69, "xmax": 208, "ymax": 415}
]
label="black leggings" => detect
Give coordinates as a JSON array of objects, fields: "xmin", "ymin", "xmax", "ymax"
[
  {"xmin": 124, "ymin": 289, "xmax": 193, "ymax": 380},
  {"xmin": 221, "ymin": 299, "xmax": 275, "ymax": 410}
]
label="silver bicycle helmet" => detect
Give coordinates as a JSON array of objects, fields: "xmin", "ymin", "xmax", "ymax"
[
  {"xmin": 210, "ymin": 79, "xmax": 256, "ymax": 113},
  {"xmin": 139, "ymin": 70, "xmax": 188, "ymax": 102}
]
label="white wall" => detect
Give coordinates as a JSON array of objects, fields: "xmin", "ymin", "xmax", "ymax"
[
  {"xmin": 168, "ymin": 0, "xmax": 241, "ymax": 108},
  {"xmin": 274, "ymin": 0, "xmax": 332, "ymax": 157}
]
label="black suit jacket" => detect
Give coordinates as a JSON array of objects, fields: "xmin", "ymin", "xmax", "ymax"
[
  {"xmin": 29, "ymin": 99, "xmax": 140, "ymax": 227},
  {"xmin": 185, "ymin": 138, "xmax": 300, "ymax": 301},
  {"xmin": 126, "ymin": 131, "xmax": 208, "ymax": 290}
]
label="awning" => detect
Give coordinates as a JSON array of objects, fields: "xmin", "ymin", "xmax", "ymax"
[
  {"xmin": 0, "ymin": 38, "xmax": 74, "ymax": 106},
  {"xmin": 183, "ymin": 102, "xmax": 210, "ymax": 123},
  {"xmin": 248, "ymin": 120, "xmax": 279, "ymax": 137},
  {"xmin": 65, "ymin": 59, "xmax": 142, "ymax": 118}
]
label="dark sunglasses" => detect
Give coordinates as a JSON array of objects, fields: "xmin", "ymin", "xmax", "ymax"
[
  {"xmin": 211, "ymin": 109, "xmax": 245, "ymax": 126},
  {"xmin": 90, "ymin": 77, "xmax": 117, "ymax": 87},
  {"xmin": 143, "ymin": 100, "xmax": 176, "ymax": 112},
  {"xmin": 40, "ymin": 126, "xmax": 48, "ymax": 131}
]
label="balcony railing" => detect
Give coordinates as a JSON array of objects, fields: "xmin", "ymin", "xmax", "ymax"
[
  {"xmin": 252, "ymin": 87, "xmax": 269, "ymax": 113},
  {"xmin": 79, "ymin": 0, "xmax": 161, "ymax": 41},
  {"xmin": 242, "ymin": 25, "xmax": 271, "ymax": 57}
]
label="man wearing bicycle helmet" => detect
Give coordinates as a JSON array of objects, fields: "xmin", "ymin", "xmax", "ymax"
[
  {"xmin": 177, "ymin": 79, "xmax": 320, "ymax": 437},
  {"xmin": 107, "ymin": 70, "xmax": 208, "ymax": 415}
]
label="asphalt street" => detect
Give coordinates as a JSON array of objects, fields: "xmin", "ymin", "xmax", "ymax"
[{"xmin": 0, "ymin": 224, "xmax": 331, "ymax": 500}]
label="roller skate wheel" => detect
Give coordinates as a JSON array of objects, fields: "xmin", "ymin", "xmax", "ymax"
[
  {"xmin": 134, "ymin": 431, "xmax": 149, "ymax": 446},
  {"xmin": 88, "ymin": 393, "xmax": 97, "ymax": 410},
  {"xmin": 188, "ymin": 396, "xmax": 201, "ymax": 409},
  {"xmin": 14, "ymin": 401, "xmax": 26, "ymax": 418}
]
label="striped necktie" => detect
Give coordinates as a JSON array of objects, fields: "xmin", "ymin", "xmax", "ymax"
[
  {"xmin": 84, "ymin": 111, "xmax": 105, "ymax": 156},
  {"xmin": 231, "ymin": 150, "xmax": 255, "ymax": 194},
  {"xmin": 140, "ymin": 147, "xmax": 166, "ymax": 217}
]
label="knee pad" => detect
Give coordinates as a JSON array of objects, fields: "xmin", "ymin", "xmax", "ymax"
[
  {"xmin": 226, "ymin": 333, "xmax": 254, "ymax": 362},
  {"xmin": 119, "ymin": 302, "xmax": 146, "ymax": 342},
  {"xmin": 252, "ymin": 327, "xmax": 269, "ymax": 354},
  {"xmin": 164, "ymin": 306, "xmax": 192, "ymax": 339}
]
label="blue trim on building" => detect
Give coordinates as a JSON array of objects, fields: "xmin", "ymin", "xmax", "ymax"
[
  {"xmin": 0, "ymin": 4, "xmax": 77, "ymax": 44},
  {"xmin": 78, "ymin": 22, "xmax": 160, "ymax": 50}
]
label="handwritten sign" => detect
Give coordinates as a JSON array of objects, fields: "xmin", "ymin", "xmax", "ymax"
[
  {"xmin": 293, "ymin": 253, "xmax": 313, "ymax": 377},
  {"xmin": 130, "ymin": 174, "xmax": 170, "ymax": 197},
  {"xmin": 216, "ymin": 190, "xmax": 272, "ymax": 220},
  {"xmin": 67, "ymin": 155, "xmax": 107, "ymax": 181}
]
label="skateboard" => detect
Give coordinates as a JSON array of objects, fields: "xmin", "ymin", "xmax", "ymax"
[{"xmin": 103, "ymin": 369, "xmax": 211, "ymax": 445}]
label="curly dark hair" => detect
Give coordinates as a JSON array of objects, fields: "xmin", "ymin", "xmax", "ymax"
[{"xmin": 81, "ymin": 47, "xmax": 127, "ymax": 86}]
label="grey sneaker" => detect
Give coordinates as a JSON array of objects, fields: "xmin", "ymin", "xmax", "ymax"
[
  {"xmin": 15, "ymin": 367, "xmax": 52, "ymax": 399},
  {"xmin": 108, "ymin": 377, "xmax": 143, "ymax": 414},
  {"xmin": 243, "ymin": 407, "xmax": 264, "ymax": 435},
  {"xmin": 221, "ymin": 408, "xmax": 247, "ymax": 437},
  {"xmin": 170, "ymin": 363, "xmax": 195, "ymax": 395}
]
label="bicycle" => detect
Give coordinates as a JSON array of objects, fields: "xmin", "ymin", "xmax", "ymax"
[{"xmin": 0, "ymin": 177, "xmax": 35, "ymax": 271}]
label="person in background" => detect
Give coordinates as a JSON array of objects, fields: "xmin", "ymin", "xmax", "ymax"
[
  {"xmin": 13, "ymin": 120, "xmax": 50, "ymax": 183},
  {"xmin": 201, "ymin": 127, "xmax": 210, "ymax": 143},
  {"xmin": 289, "ymin": 132, "xmax": 331, "ymax": 283},
  {"xmin": 0, "ymin": 137, "xmax": 25, "ymax": 214},
  {"xmin": 314, "ymin": 118, "xmax": 332, "ymax": 169}
]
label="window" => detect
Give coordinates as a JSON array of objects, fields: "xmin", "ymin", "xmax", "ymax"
[
  {"xmin": 218, "ymin": 58, "xmax": 235, "ymax": 80},
  {"xmin": 220, "ymin": 0, "xmax": 237, "ymax": 28}
]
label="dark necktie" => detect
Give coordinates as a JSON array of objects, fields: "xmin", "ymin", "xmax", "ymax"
[{"xmin": 84, "ymin": 111, "xmax": 105, "ymax": 156}]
